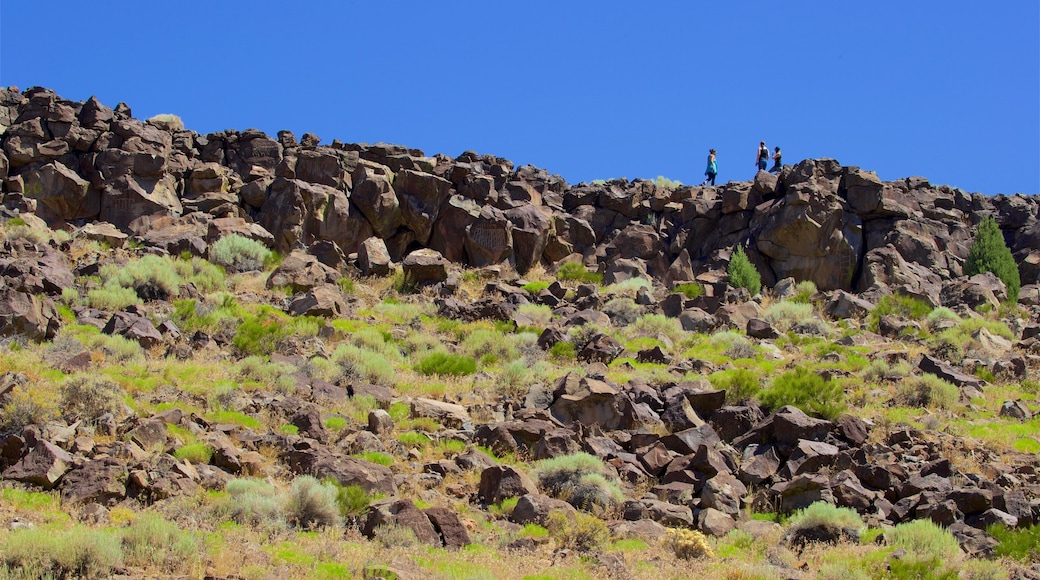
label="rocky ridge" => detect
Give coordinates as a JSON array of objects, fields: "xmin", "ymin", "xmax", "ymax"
[{"xmin": 0, "ymin": 87, "xmax": 1037, "ymax": 577}]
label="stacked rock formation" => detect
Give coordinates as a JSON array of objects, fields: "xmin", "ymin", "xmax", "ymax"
[{"xmin": 1, "ymin": 86, "xmax": 1037, "ymax": 305}]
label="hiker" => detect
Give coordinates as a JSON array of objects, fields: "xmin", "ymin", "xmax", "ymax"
[
  {"xmin": 702, "ymin": 149, "xmax": 717, "ymax": 186},
  {"xmin": 756, "ymin": 141, "xmax": 769, "ymax": 171},
  {"xmin": 769, "ymin": 146, "xmax": 782, "ymax": 173}
]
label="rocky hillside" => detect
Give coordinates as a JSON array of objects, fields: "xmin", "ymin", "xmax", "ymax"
[{"xmin": 0, "ymin": 87, "xmax": 1037, "ymax": 579}]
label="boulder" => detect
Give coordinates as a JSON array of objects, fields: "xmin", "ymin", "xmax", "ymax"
[
  {"xmin": 287, "ymin": 284, "xmax": 349, "ymax": 318},
  {"xmin": 698, "ymin": 507, "xmax": 737, "ymax": 537},
  {"xmin": 3, "ymin": 440, "xmax": 72, "ymax": 489},
  {"xmin": 266, "ymin": 251, "xmax": 338, "ymax": 293},
  {"xmin": 411, "ymin": 398, "xmax": 471, "ymax": 429},
  {"xmin": 359, "ymin": 237, "xmax": 392, "ymax": 276},
  {"xmin": 363, "ymin": 499, "xmax": 440, "ymax": 547},
  {"xmin": 478, "ymin": 465, "xmax": 537, "ymax": 505},
  {"xmin": 0, "ymin": 288, "xmax": 61, "ymax": 340},
  {"xmin": 510, "ymin": 493, "xmax": 577, "ymax": 525},
  {"xmin": 402, "ymin": 248, "xmax": 450, "ymax": 285},
  {"xmin": 103, "ymin": 311, "xmax": 163, "ymax": 348},
  {"xmin": 21, "ymin": 162, "xmax": 98, "ymax": 223},
  {"xmin": 283, "ymin": 445, "xmax": 396, "ymax": 495},
  {"xmin": 424, "ymin": 506, "xmax": 471, "ymax": 548},
  {"xmin": 918, "ymin": 354, "xmax": 983, "ymax": 389},
  {"xmin": 60, "ymin": 458, "xmax": 128, "ymax": 504}
]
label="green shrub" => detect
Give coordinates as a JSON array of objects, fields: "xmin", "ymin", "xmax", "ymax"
[
  {"xmin": 99, "ymin": 254, "xmax": 225, "ymax": 301},
  {"xmin": 763, "ymin": 301, "xmax": 815, "ymax": 333},
  {"xmin": 872, "ymin": 293, "xmax": 933, "ymax": 322},
  {"xmin": 173, "ymin": 442, "xmax": 214, "ymax": 464},
  {"xmin": 862, "ymin": 359, "xmax": 912, "ymax": 383},
  {"xmin": 709, "ymin": 368, "xmax": 762, "ymax": 404},
  {"xmin": 535, "ymin": 453, "xmax": 623, "ymax": 511},
  {"xmin": 758, "ymin": 366, "xmax": 846, "ymax": 419},
  {"xmin": 886, "ymin": 519, "xmax": 962, "ymax": 561},
  {"xmin": 461, "ymin": 328, "xmax": 519, "ymax": 365},
  {"xmin": 489, "ymin": 497, "xmax": 520, "ymax": 518},
  {"xmin": 602, "ymin": 297, "xmax": 642, "ymax": 326},
  {"xmin": 790, "ymin": 280, "xmax": 818, "ymax": 304},
  {"xmin": 354, "ymin": 451, "xmax": 393, "ymax": 466},
  {"xmin": 546, "ymin": 510, "xmax": 609, "ymax": 552},
  {"xmin": 548, "ymin": 341, "xmax": 576, "ymax": 361},
  {"xmin": 965, "ymin": 216, "xmax": 1020, "ymax": 302},
  {"xmin": 673, "ymin": 282, "xmax": 704, "ymax": 299},
  {"xmin": 324, "ymin": 416, "xmax": 349, "ymax": 431},
  {"xmin": 284, "ymin": 475, "xmax": 340, "ymax": 529},
  {"xmin": 59, "ymin": 376, "xmax": 126, "ymax": 424},
  {"xmin": 233, "ymin": 307, "xmax": 291, "ymax": 356},
  {"xmin": 896, "ymin": 374, "xmax": 959, "ymax": 409},
  {"xmin": 329, "ymin": 482, "xmax": 376, "ymax": 523},
  {"xmin": 415, "ymin": 351, "xmax": 477, "ymax": 376},
  {"xmin": 787, "ymin": 501, "xmax": 863, "ymax": 532},
  {"xmin": 209, "ymin": 234, "xmax": 272, "ymax": 272},
  {"xmin": 522, "ymin": 281, "xmax": 550, "ymax": 295},
  {"xmin": 727, "ymin": 246, "xmax": 761, "ymax": 295},
  {"xmin": 516, "ymin": 303, "xmax": 552, "ymax": 327},
  {"xmin": 87, "ymin": 286, "xmax": 142, "ymax": 311},
  {"xmin": 122, "ymin": 512, "xmax": 200, "ymax": 573},
  {"xmin": 332, "ymin": 344, "xmax": 398, "ymax": 385},
  {"xmin": 630, "ymin": 313, "xmax": 683, "ymax": 343},
  {"xmin": 237, "ymin": 355, "xmax": 297, "ymax": 392},
  {"xmin": 556, "ymin": 262, "xmax": 602, "ymax": 284},
  {"xmin": 372, "ymin": 522, "xmax": 421, "ymax": 549},
  {"xmin": 224, "ymin": 478, "xmax": 284, "ymax": 526},
  {"xmin": 2, "ymin": 524, "xmax": 123, "ymax": 579},
  {"xmin": 987, "ymin": 523, "xmax": 1040, "ymax": 561},
  {"xmin": 398, "ymin": 432, "xmax": 431, "ymax": 448},
  {"xmin": 712, "ymin": 331, "xmax": 757, "ymax": 360},
  {"xmin": 925, "ymin": 307, "xmax": 960, "ymax": 331}
]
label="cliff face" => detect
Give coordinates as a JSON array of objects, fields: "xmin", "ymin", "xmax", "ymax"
[{"xmin": 2, "ymin": 86, "xmax": 1038, "ymax": 301}]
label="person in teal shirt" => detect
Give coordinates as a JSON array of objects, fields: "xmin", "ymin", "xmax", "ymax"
[{"xmin": 702, "ymin": 149, "xmax": 717, "ymax": 186}]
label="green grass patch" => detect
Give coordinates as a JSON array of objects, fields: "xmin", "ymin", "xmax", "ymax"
[
  {"xmin": 758, "ymin": 366, "xmax": 845, "ymax": 419},
  {"xmin": 556, "ymin": 262, "xmax": 602, "ymax": 284},
  {"xmin": 673, "ymin": 282, "xmax": 704, "ymax": 299},
  {"xmin": 414, "ymin": 351, "xmax": 477, "ymax": 377},
  {"xmin": 987, "ymin": 523, "xmax": 1040, "ymax": 561},
  {"xmin": 324, "ymin": 416, "xmax": 348, "ymax": 431},
  {"xmin": 353, "ymin": 452, "xmax": 394, "ymax": 466},
  {"xmin": 398, "ymin": 432, "xmax": 431, "ymax": 448},
  {"xmin": 173, "ymin": 442, "xmax": 214, "ymax": 464},
  {"xmin": 522, "ymin": 281, "xmax": 550, "ymax": 294},
  {"xmin": 207, "ymin": 410, "xmax": 263, "ymax": 430}
]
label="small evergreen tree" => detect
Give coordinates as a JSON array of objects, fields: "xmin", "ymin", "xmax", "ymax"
[
  {"xmin": 964, "ymin": 216, "xmax": 1020, "ymax": 303},
  {"xmin": 727, "ymin": 245, "xmax": 762, "ymax": 295}
]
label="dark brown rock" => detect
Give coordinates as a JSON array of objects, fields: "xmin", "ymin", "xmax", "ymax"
[
  {"xmin": 60, "ymin": 458, "xmax": 128, "ymax": 504},
  {"xmin": 3, "ymin": 440, "xmax": 72, "ymax": 489},
  {"xmin": 510, "ymin": 492, "xmax": 576, "ymax": 525},
  {"xmin": 478, "ymin": 465, "xmax": 537, "ymax": 505},
  {"xmin": 424, "ymin": 506, "xmax": 472, "ymax": 548}
]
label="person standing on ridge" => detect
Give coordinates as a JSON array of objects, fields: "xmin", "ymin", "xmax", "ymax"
[
  {"xmin": 702, "ymin": 149, "xmax": 717, "ymax": 186},
  {"xmin": 756, "ymin": 141, "xmax": 769, "ymax": 171},
  {"xmin": 769, "ymin": 146, "xmax": 782, "ymax": 173}
]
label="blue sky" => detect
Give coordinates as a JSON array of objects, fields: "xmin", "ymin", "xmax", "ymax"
[{"xmin": 2, "ymin": 1, "xmax": 1038, "ymax": 194}]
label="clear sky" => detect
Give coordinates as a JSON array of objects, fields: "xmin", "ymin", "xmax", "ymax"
[{"xmin": 2, "ymin": 1, "xmax": 1038, "ymax": 194}]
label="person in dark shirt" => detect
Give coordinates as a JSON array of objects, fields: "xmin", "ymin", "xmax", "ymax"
[
  {"xmin": 769, "ymin": 146, "xmax": 782, "ymax": 173},
  {"xmin": 756, "ymin": 141, "xmax": 769, "ymax": 171}
]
